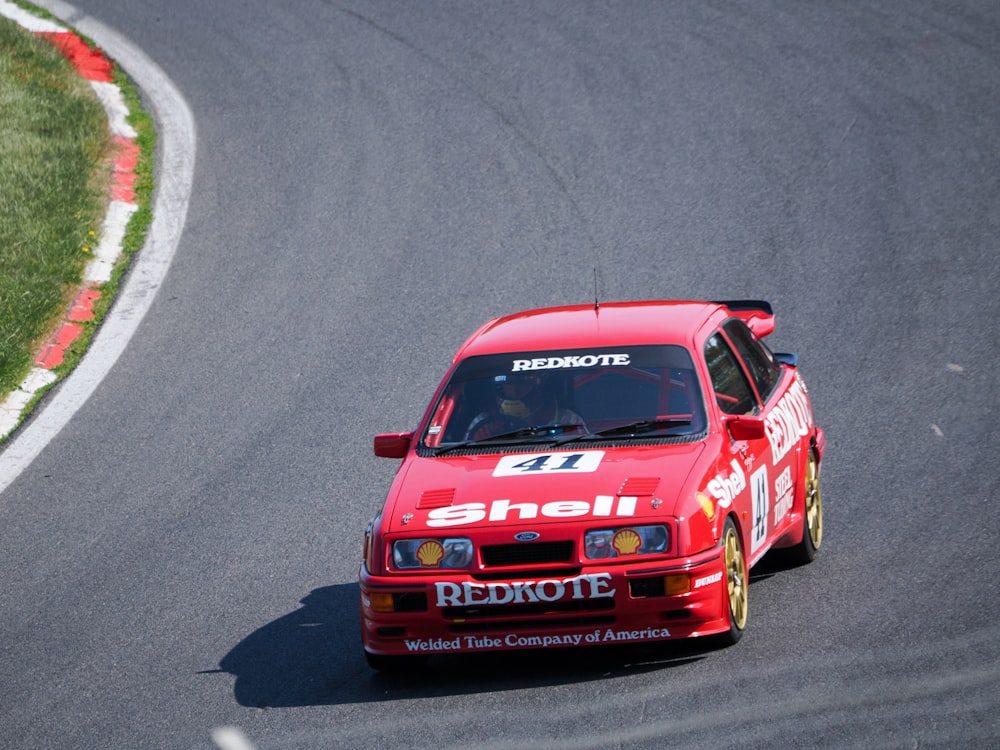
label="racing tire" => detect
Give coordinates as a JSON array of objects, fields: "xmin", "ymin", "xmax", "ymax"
[
  {"xmin": 715, "ymin": 517, "xmax": 748, "ymax": 646},
  {"xmin": 364, "ymin": 650, "xmax": 428, "ymax": 672},
  {"xmin": 785, "ymin": 449, "xmax": 823, "ymax": 565}
]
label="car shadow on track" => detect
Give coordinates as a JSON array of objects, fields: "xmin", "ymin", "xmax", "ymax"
[{"xmin": 217, "ymin": 583, "xmax": 727, "ymax": 708}]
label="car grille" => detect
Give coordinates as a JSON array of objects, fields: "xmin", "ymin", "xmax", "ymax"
[{"xmin": 480, "ymin": 541, "xmax": 574, "ymax": 567}]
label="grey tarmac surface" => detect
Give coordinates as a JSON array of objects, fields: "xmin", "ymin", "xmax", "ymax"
[{"xmin": 1, "ymin": 1, "xmax": 997, "ymax": 748}]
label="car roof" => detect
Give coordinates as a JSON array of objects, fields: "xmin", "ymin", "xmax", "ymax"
[{"xmin": 455, "ymin": 300, "xmax": 725, "ymax": 359}]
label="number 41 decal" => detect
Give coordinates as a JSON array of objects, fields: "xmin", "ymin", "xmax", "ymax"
[
  {"xmin": 750, "ymin": 465, "xmax": 769, "ymax": 553},
  {"xmin": 493, "ymin": 451, "xmax": 605, "ymax": 477}
]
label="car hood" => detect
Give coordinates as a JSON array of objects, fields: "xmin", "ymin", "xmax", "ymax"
[{"xmin": 384, "ymin": 443, "xmax": 706, "ymax": 534}]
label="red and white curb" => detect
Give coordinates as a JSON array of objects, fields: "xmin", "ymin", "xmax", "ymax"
[{"xmin": 0, "ymin": 0, "xmax": 139, "ymax": 440}]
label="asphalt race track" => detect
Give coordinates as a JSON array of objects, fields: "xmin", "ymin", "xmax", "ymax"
[{"xmin": 2, "ymin": 2, "xmax": 998, "ymax": 748}]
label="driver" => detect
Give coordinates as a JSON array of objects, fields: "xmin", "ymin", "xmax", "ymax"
[{"xmin": 464, "ymin": 373, "xmax": 585, "ymax": 440}]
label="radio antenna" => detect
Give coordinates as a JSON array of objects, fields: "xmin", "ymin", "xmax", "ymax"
[{"xmin": 593, "ymin": 267, "xmax": 600, "ymax": 311}]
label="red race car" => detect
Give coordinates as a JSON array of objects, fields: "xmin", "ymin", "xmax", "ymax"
[{"xmin": 360, "ymin": 300, "xmax": 824, "ymax": 669}]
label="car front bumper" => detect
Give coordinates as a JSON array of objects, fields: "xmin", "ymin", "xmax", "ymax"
[{"xmin": 359, "ymin": 545, "xmax": 731, "ymax": 657}]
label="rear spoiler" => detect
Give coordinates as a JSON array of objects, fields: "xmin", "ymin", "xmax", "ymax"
[{"xmin": 713, "ymin": 299, "xmax": 775, "ymax": 338}]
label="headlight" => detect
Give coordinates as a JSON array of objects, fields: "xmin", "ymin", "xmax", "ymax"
[
  {"xmin": 392, "ymin": 538, "xmax": 474, "ymax": 569},
  {"xmin": 584, "ymin": 525, "xmax": 669, "ymax": 559}
]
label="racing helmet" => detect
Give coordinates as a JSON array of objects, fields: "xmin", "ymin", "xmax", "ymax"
[{"xmin": 494, "ymin": 373, "xmax": 545, "ymax": 419}]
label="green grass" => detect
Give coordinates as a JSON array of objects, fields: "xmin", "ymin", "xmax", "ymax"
[
  {"xmin": 0, "ymin": 16, "xmax": 108, "ymax": 391},
  {"xmin": 0, "ymin": 8, "xmax": 156, "ymax": 433}
]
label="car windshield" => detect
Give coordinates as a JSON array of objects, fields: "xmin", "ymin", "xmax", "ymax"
[{"xmin": 421, "ymin": 345, "xmax": 707, "ymax": 450}]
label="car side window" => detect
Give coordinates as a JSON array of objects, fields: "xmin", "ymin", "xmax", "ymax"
[
  {"xmin": 723, "ymin": 319, "xmax": 783, "ymax": 402},
  {"xmin": 704, "ymin": 332, "xmax": 756, "ymax": 415}
]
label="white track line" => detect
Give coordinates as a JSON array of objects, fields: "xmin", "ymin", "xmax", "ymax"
[{"xmin": 0, "ymin": 0, "xmax": 196, "ymax": 496}]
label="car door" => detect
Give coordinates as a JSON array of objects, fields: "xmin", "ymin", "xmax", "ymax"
[
  {"xmin": 703, "ymin": 328, "xmax": 773, "ymax": 561},
  {"xmin": 705, "ymin": 318, "xmax": 795, "ymax": 563},
  {"xmin": 718, "ymin": 319, "xmax": 801, "ymax": 555}
]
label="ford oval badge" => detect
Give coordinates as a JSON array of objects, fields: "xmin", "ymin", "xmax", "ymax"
[{"xmin": 514, "ymin": 531, "xmax": 540, "ymax": 542}]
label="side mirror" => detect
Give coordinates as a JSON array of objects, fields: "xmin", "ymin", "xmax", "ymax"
[
  {"xmin": 774, "ymin": 351, "xmax": 798, "ymax": 367},
  {"xmin": 374, "ymin": 432, "xmax": 412, "ymax": 458},
  {"xmin": 726, "ymin": 416, "xmax": 766, "ymax": 441}
]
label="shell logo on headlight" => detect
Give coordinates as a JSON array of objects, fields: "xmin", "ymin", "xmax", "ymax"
[
  {"xmin": 612, "ymin": 529, "xmax": 642, "ymax": 555},
  {"xmin": 416, "ymin": 540, "xmax": 445, "ymax": 567},
  {"xmin": 697, "ymin": 492, "xmax": 716, "ymax": 520}
]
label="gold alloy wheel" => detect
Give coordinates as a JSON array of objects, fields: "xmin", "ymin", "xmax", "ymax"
[
  {"xmin": 805, "ymin": 450, "xmax": 823, "ymax": 549},
  {"xmin": 724, "ymin": 524, "xmax": 748, "ymax": 630}
]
